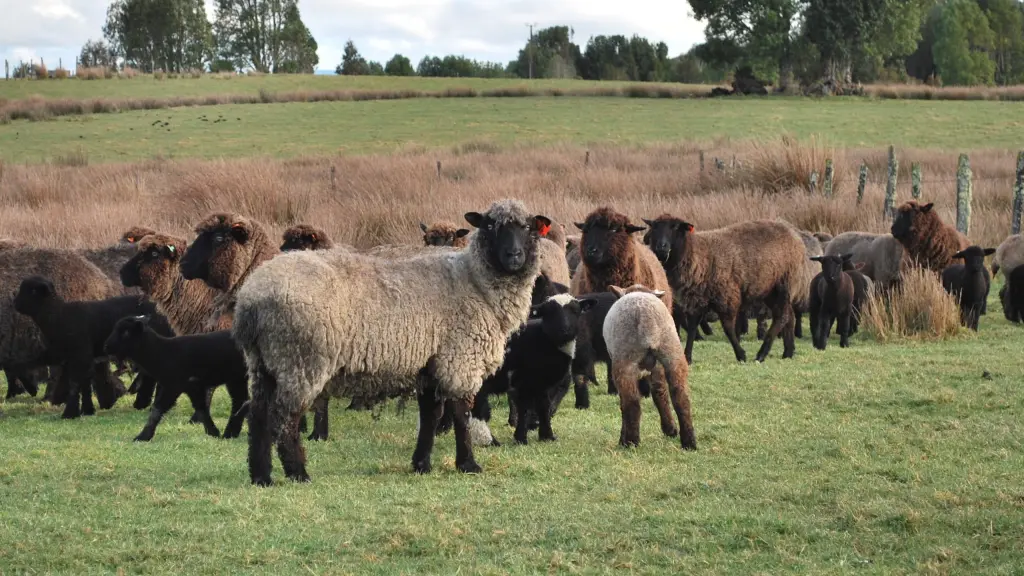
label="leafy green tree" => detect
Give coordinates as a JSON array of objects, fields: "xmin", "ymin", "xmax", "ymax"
[
  {"xmin": 854, "ymin": 0, "xmax": 934, "ymax": 82},
  {"xmin": 509, "ymin": 26, "xmax": 582, "ymax": 79},
  {"xmin": 416, "ymin": 55, "xmax": 506, "ymax": 78},
  {"xmin": 803, "ymin": 0, "xmax": 887, "ymax": 83},
  {"xmin": 932, "ymin": 0, "xmax": 996, "ymax": 85},
  {"xmin": 985, "ymin": 0, "xmax": 1024, "ymax": 84},
  {"xmin": 384, "ymin": 54, "xmax": 414, "ymax": 76},
  {"xmin": 214, "ymin": 0, "xmax": 317, "ymax": 73},
  {"xmin": 275, "ymin": 2, "xmax": 318, "ymax": 73},
  {"xmin": 336, "ymin": 40, "xmax": 369, "ymax": 75},
  {"xmin": 104, "ymin": 0, "xmax": 213, "ymax": 72},
  {"xmin": 78, "ymin": 39, "xmax": 117, "ymax": 69},
  {"xmin": 368, "ymin": 61, "xmax": 385, "ymax": 75}
]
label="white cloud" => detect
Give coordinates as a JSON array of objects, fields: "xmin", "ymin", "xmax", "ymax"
[{"xmin": 0, "ymin": 0, "xmax": 705, "ymax": 73}]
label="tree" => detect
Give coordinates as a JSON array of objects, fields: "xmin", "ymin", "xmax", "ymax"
[
  {"xmin": 416, "ymin": 55, "xmax": 507, "ymax": 78},
  {"xmin": 78, "ymin": 39, "xmax": 117, "ymax": 69},
  {"xmin": 104, "ymin": 0, "xmax": 213, "ymax": 72},
  {"xmin": 986, "ymin": 0, "xmax": 1024, "ymax": 84},
  {"xmin": 853, "ymin": 0, "xmax": 933, "ymax": 83},
  {"xmin": 688, "ymin": 0, "xmax": 800, "ymax": 89},
  {"xmin": 932, "ymin": 0, "xmax": 996, "ymax": 85},
  {"xmin": 214, "ymin": 0, "xmax": 317, "ymax": 73},
  {"xmin": 368, "ymin": 61, "xmax": 385, "ymax": 75},
  {"xmin": 802, "ymin": 0, "xmax": 888, "ymax": 83},
  {"xmin": 508, "ymin": 25, "xmax": 582, "ymax": 79},
  {"xmin": 384, "ymin": 54, "xmax": 414, "ymax": 76},
  {"xmin": 336, "ymin": 40, "xmax": 368, "ymax": 75}
]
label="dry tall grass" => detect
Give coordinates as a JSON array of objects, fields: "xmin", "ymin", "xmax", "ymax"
[
  {"xmin": 860, "ymin": 266, "xmax": 964, "ymax": 341},
  {"xmin": 0, "ymin": 141, "xmax": 1018, "ymax": 253}
]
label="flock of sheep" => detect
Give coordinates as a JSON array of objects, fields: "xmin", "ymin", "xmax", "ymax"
[{"xmin": 1, "ymin": 197, "xmax": 1022, "ymax": 486}]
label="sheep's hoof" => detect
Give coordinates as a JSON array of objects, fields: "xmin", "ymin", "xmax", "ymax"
[
  {"xmin": 413, "ymin": 459, "xmax": 432, "ymax": 474},
  {"xmin": 574, "ymin": 400, "xmax": 590, "ymax": 410},
  {"xmin": 222, "ymin": 430, "xmax": 239, "ymax": 439},
  {"xmin": 619, "ymin": 438, "xmax": 639, "ymax": 448},
  {"xmin": 133, "ymin": 397, "xmax": 151, "ymax": 410},
  {"xmin": 61, "ymin": 409, "xmax": 80, "ymax": 420},
  {"xmin": 489, "ymin": 438, "xmax": 502, "ymax": 447},
  {"xmin": 251, "ymin": 476, "xmax": 274, "ymax": 487},
  {"xmin": 287, "ymin": 471, "xmax": 311, "ymax": 483},
  {"xmin": 539, "ymin": 434, "xmax": 558, "ymax": 442},
  {"xmin": 82, "ymin": 405, "xmax": 96, "ymax": 416},
  {"xmin": 457, "ymin": 460, "xmax": 482, "ymax": 474},
  {"xmin": 307, "ymin": 432, "xmax": 328, "ymax": 442},
  {"xmin": 782, "ymin": 348, "xmax": 795, "ymax": 359},
  {"xmin": 662, "ymin": 426, "xmax": 678, "ymax": 438},
  {"xmin": 188, "ymin": 412, "xmax": 203, "ymax": 424},
  {"xmin": 133, "ymin": 433, "xmax": 153, "ymax": 442}
]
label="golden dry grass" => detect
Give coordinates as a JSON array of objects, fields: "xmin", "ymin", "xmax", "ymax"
[{"xmin": 860, "ymin": 266, "xmax": 965, "ymax": 341}]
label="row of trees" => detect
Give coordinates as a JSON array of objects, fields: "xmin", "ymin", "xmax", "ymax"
[
  {"xmin": 82, "ymin": 0, "xmax": 318, "ymax": 73},
  {"xmin": 688, "ymin": 0, "xmax": 1024, "ymax": 87}
]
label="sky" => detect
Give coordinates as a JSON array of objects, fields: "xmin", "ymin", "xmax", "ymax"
[{"xmin": 0, "ymin": 0, "xmax": 706, "ymax": 73}]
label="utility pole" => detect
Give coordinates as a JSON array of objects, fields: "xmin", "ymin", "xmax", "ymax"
[{"xmin": 526, "ymin": 22, "xmax": 537, "ymax": 79}]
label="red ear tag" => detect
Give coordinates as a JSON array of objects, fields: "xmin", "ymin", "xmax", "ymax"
[
  {"xmin": 538, "ymin": 223, "xmax": 551, "ymax": 237},
  {"xmin": 688, "ymin": 224, "xmax": 695, "ymax": 232}
]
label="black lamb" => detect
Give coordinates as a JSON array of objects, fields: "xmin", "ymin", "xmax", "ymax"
[
  {"xmin": 13, "ymin": 276, "xmax": 157, "ymax": 419},
  {"xmin": 103, "ymin": 316, "xmax": 249, "ymax": 441},
  {"xmin": 809, "ymin": 254, "xmax": 855, "ymax": 350},
  {"xmin": 941, "ymin": 246, "xmax": 995, "ymax": 331}
]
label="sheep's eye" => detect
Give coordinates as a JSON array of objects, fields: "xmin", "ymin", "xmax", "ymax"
[
  {"xmin": 213, "ymin": 233, "xmax": 225, "ymax": 244},
  {"xmin": 486, "ymin": 224, "xmax": 494, "ymax": 231}
]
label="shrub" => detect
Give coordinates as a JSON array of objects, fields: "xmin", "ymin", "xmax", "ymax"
[
  {"xmin": 742, "ymin": 135, "xmax": 844, "ymax": 195},
  {"xmin": 53, "ymin": 68, "xmax": 70, "ymax": 80},
  {"xmin": 860, "ymin": 266, "xmax": 963, "ymax": 342}
]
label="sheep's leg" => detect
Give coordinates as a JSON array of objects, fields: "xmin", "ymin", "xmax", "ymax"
[
  {"xmin": 412, "ymin": 382, "xmax": 443, "ymax": 474},
  {"xmin": 506, "ymin": 390, "xmax": 519, "ymax": 428},
  {"xmin": 612, "ymin": 361, "xmax": 642, "ymax": 447},
  {"xmin": 718, "ymin": 309, "xmax": 747, "ymax": 363},
  {"xmin": 247, "ymin": 364, "xmax": 276, "ymax": 486},
  {"xmin": 91, "ymin": 362, "xmax": 123, "ymax": 410},
  {"xmin": 700, "ymin": 317, "xmax": 714, "ymax": 336},
  {"xmin": 546, "ymin": 373, "xmax": 570, "ymax": 419},
  {"xmin": 60, "ymin": 366, "xmax": 83, "ymax": 420},
  {"xmin": 436, "ymin": 401, "xmax": 455, "ymax": 436},
  {"xmin": 756, "ymin": 314, "xmax": 767, "ymax": 340},
  {"xmin": 781, "ymin": 304, "xmax": 797, "ymax": 359},
  {"xmin": 755, "ymin": 291, "xmax": 791, "ymax": 362},
  {"xmin": 793, "ymin": 309, "xmax": 804, "ymax": 339},
  {"xmin": 735, "ymin": 309, "xmax": 749, "ymax": 337},
  {"xmin": 513, "ymin": 392, "xmax": 531, "ymax": 445},
  {"xmin": 4, "ymin": 369, "xmax": 26, "ymax": 399},
  {"xmin": 535, "ymin": 391, "xmax": 557, "ymax": 442},
  {"xmin": 573, "ymin": 372, "xmax": 591, "ymax": 409},
  {"xmin": 81, "ymin": 371, "xmax": 96, "ymax": 416},
  {"xmin": 470, "ymin": 390, "xmax": 491, "ymax": 421},
  {"xmin": 276, "ymin": 411, "xmax": 310, "ymax": 483},
  {"xmin": 135, "ymin": 386, "xmax": 179, "ymax": 442},
  {"xmin": 449, "ymin": 397, "xmax": 482, "ymax": 473},
  {"xmin": 838, "ymin": 313, "xmax": 851, "ymax": 348},
  {"xmin": 223, "ymin": 382, "xmax": 250, "ymax": 439},
  {"xmin": 307, "ymin": 393, "xmax": 329, "ymax": 441},
  {"xmin": 662, "ymin": 355, "xmax": 696, "ymax": 451},
  {"xmin": 132, "ymin": 374, "xmax": 157, "ymax": 410},
  {"xmin": 649, "ymin": 365, "xmax": 678, "ymax": 438},
  {"xmin": 189, "ymin": 388, "xmax": 215, "ymax": 424},
  {"xmin": 683, "ymin": 315, "xmax": 700, "ymax": 365},
  {"xmin": 46, "ymin": 366, "xmax": 66, "ymax": 405},
  {"xmin": 813, "ymin": 311, "xmax": 828, "ymax": 350},
  {"xmin": 186, "ymin": 389, "xmax": 220, "ymax": 437}
]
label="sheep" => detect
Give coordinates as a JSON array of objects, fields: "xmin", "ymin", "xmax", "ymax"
[
  {"xmin": 749, "ymin": 228, "xmax": 822, "ymax": 341},
  {"xmin": 891, "ymin": 201, "xmax": 969, "ymax": 272},
  {"xmin": 470, "ymin": 293, "xmax": 596, "ymax": 445},
  {"xmin": 569, "ymin": 291, "xmax": 619, "ymax": 410},
  {"xmin": 941, "ymin": 246, "xmax": 995, "ymax": 331},
  {"xmin": 643, "ymin": 215, "xmax": 812, "ymax": 363},
  {"xmin": 991, "ymin": 234, "xmax": 1024, "ymax": 279},
  {"xmin": 13, "ymin": 276, "xmax": 157, "ymax": 419},
  {"xmin": 824, "ymin": 232, "xmax": 905, "ymax": 292},
  {"xmin": 179, "ymin": 213, "xmax": 280, "ymax": 332},
  {"xmin": 603, "ymin": 284, "xmax": 695, "ymax": 450},
  {"xmin": 103, "ymin": 316, "xmax": 249, "ymax": 441},
  {"xmin": 812, "ymin": 232, "xmax": 833, "ymax": 244},
  {"xmin": 280, "ymin": 224, "xmax": 335, "ymax": 252},
  {"xmin": 421, "ymin": 221, "xmax": 471, "ymax": 248},
  {"xmin": 79, "ymin": 226, "xmax": 158, "ymax": 290},
  {"xmin": 233, "ymin": 199, "xmax": 550, "ymax": 484},
  {"xmin": 0, "ymin": 247, "xmax": 122, "ymax": 407},
  {"xmin": 842, "ymin": 258, "xmax": 874, "ymax": 334},
  {"xmin": 1000, "ymin": 264, "xmax": 1024, "ymax": 323},
  {"xmin": 809, "ymin": 255, "xmax": 856, "ymax": 350},
  {"xmin": 565, "ymin": 235, "xmax": 581, "ymax": 278}
]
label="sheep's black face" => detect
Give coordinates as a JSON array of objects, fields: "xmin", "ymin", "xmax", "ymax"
[
  {"xmin": 465, "ymin": 211, "xmax": 548, "ymax": 275},
  {"xmin": 530, "ymin": 294, "xmax": 597, "ymax": 344},
  {"xmin": 422, "ymin": 227, "xmax": 470, "ymax": 247},
  {"xmin": 181, "ymin": 223, "xmax": 249, "ymax": 290},
  {"xmin": 103, "ymin": 317, "xmax": 146, "ymax": 360},
  {"xmin": 575, "ymin": 210, "xmax": 646, "ymax": 269},
  {"xmin": 13, "ymin": 276, "xmax": 56, "ymax": 317},
  {"xmin": 280, "ymin": 234, "xmax": 316, "ymax": 252},
  {"xmin": 891, "ymin": 202, "xmax": 932, "ymax": 240},
  {"xmin": 812, "ymin": 255, "xmax": 847, "ymax": 284},
  {"xmin": 641, "ymin": 218, "xmax": 692, "ymax": 265},
  {"xmin": 954, "ymin": 247, "xmax": 995, "ymax": 273}
]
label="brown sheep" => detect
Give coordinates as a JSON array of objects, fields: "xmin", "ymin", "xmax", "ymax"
[
  {"xmin": 281, "ymin": 224, "xmax": 335, "ymax": 252},
  {"xmin": 179, "ymin": 213, "xmax": 280, "ymax": 331},
  {"xmin": 421, "ymin": 221, "xmax": 471, "ymax": 248},
  {"xmin": 643, "ymin": 215, "xmax": 813, "ymax": 364},
  {"xmin": 0, "ymin": 247, "xmax": 123, "ymax": 407},
  {"xmin": 545, "ymin": 222, "xmax": 567, "ymax": 251},
  {"xmin": 891, "ymin": 201, "xmax": 969, "ymax": 272},
  {"xmin": 121, "ymin": 226, "xmax": 157, "ymax": 245}
]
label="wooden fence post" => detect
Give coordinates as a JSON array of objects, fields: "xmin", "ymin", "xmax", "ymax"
[
  {"xmin": 809, "ymin": 171, "xmax": 819, "ymax": 195},
  {"xmin": 911, "ymin": 163, "xmax": 921, "ymax": 199},
  {"xmin": 4, "ymin": 60, "xmax": 8, "ymax": 80},
  {"xmin": 584, "ymin": 150, "xmax": 590, "ymax": 167},
  {"xmin": 1012, "ymin": 151, "xmax": 1024, "ymax": 235},
  {"xmin": 884, "ymin": 145, "xmax": 898, "ymax": 219},
  {"xmin": 956, "ymin": 153, "xmax": 972, "ymax": 235},
  {"xmin": 699, "ymin": 151, "xmax": 705, "ymax": 173},
  {"xmin": 436, "ymin": 160, "xmax": 442, "ymax": 179},
  {"xmin": 330, "ymin": 165, "xmax": 336, "ymax": 191},
  {"xmin": 857, "ymin": 163, "xmax": 868, "ymax": 206},
  {"xmin": 823, "ymin": 158, "xmax": 834, "ymax": 198}
]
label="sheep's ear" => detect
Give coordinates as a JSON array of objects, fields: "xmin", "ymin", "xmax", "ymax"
[
  {"xmin": 641, "ymin": 218, "xmax": 655, "ymax": 227},
  {"xmin": 921, "ymin": 202, "xmax": 934, "ymax": 213},
  {"xmin": 464, "ymin": 212, "xmax": 485, "ymax": 229},
  {"xmin": 455, "ymin": 229, "xmax": 470, "ymax": 238},
  {"xmin": 984, "ymin": 248, "xmax": 996, "ymax": 256},
  {"xmin": 574, "ymin": 222, "xmax": 585, "ymax": 231},
  {"xmin": 532, "ymin": 216, "xmax": 552, "ymax": 235},
  {"xmin": 579, "ymin": 298, "xmax": 598, "ymax": 312},
  {"xmin": 126, "ymin": 236, "xmax": 136, "ymax": 243},
  {"xmin": 841, "ymin": 253, "xmax": 854, "ymax": 261},
  {"xmin": 624, "ymin": 224, "xmax": 646, "ymax": 234},
  {"xmin": 810, "ymin": 256, "xmax": 824, "ymax": 262},
  {"xmin": 229, "ymin": 223, "xmax": 250, "ymax": 244},
  {"xmin": 419, "ymin": 222, "xmax": 429, "ymax": 233},
  {"xmin": 952, "ymin": 250, "xmax": 967, "ymax": 259},
  {"xmin": 651, "ymin": 290, "xmax": 666, "ymax": 297},
  {"xmin": 683, "ymin": 222, "xmax": 695, "ymax": 233},
  {"xmin": 608, "ymin": 285, "xmax": 625, "ymax": 298}
]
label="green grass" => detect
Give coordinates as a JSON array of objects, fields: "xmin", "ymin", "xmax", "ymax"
[
  {"xmin": 4, "ymin": 97, "xmax": 1024, "ymax": 164},
  {"xmin": 2, "ymin": 291, "xmax": 1023, "ymax": 574},
  {"xmin": 0, "ymin": 75, "xmax": 699, "ymax": 102}
]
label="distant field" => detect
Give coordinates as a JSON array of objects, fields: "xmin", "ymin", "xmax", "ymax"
[
  {"xmin": 0, "ymin": 75, "xmax": 709, "ymax": 102},
  {"xmin": 3, "ymin": 97, "xmax": 1024, "ymax": 164}
]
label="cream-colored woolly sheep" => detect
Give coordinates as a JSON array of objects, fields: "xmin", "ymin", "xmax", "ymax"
[
  {"xmin": 233, "ymin": 199, "xmax": 551, "ymax": 485},
  {"xmin": 603, "ymin": 284, "xmax": 695, "ymax": 450},
  {"xmin": 824, "ymin": 232, "xmax": 905, "ymax": 291},
  {"xmin": 992, "ymin": 234, "xmax": 1024, "ymax": 279}
]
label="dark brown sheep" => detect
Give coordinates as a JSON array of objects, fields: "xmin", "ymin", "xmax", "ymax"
[
  {"xmin": 642, "ymin": 215, "xmax": 813, "ymax": 364},
  {"xmin": 891, "ymin": 201, "xmax": 970, "ymax": 272},
  {"xmin": 179, "ymin": 213, "xmax": 280, "ymax": 331},
  {"xmin": 281, "ymin": 224, "xmax": 335, "ymax": 252},
  {"xmin": 121, "ymin": 226, "xmax": 157, "ymax": 245},
  {"xmin": 420, "ymin": 221, "xmax": 471, "ymax": 248}
]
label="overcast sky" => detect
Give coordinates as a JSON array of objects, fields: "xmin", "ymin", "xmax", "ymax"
[{"xmin": 0, "ymin": 0, "xmax": 706, "ymax": 73}]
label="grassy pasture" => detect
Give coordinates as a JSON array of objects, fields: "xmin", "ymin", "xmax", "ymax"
[
  {"xmin": 1, "ymin": 298, "xmax": 1022, "ymax": 575},
  {"xmin": 3, "ymin": 97, "xmax": 1024, "ymax": 164}
]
